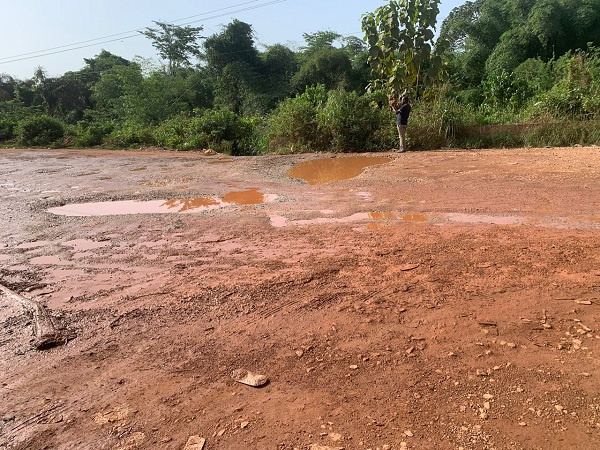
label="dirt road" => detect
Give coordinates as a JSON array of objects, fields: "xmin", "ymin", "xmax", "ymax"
[{"xmin": 1, "ymin": 147, "xmax": 600, "ymax": 450}]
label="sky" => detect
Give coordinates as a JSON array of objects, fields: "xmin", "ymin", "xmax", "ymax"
[{"xmin": 0, "ymin": 0, "xmax": 464, "ymax": 80}]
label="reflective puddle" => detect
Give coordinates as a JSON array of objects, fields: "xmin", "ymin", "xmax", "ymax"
[
  {"xmin": 222, "ymin": 188, "xmax": 265, "ymax": 205},
  {"xmin": 16, "ymin": 241, "xmax": 50, "ymax": 249},
  {"xmin": 287, "ymin": 156, "xmax": 391, "ymax": 185},
  {"xmin": 444, "ymin": 213, "xmax": 522, "ymax": 226},
  {"xmin": 270, "ymin": 211, "xmax": 600, "ymax": 229},
  {"xmin": 30, "ymin": 256, "xmax": 69, "ymax": 265},
  {"xmin": 62, "ymin": 239, "xmax": 110, "ymax": 251},
  {"xmin": 48, "ymin": 189, "xmax": 276, "ymax": 217}
]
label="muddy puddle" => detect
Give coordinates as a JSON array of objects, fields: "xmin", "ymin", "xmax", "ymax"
[
  {"xmin": 270, "ymin": 211, "xmax": 600, "ymax": 229},
  {"xmin": 30, "ymin": 256, "xmax": 70, "ymax": 265},
  {"xmin": 287, "ymin": 156, "xmax": 391, "ymax": 185},
  {"xmin": 62, "ymin": 239, "xmax": 110, "ymax": 251},
  {"xmin": 48, "ymin": 189, "xmax": 276, "ymax": 217}
]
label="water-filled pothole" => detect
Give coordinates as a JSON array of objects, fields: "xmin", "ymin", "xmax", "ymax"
[
  {"xmin": 270, "ymin": 211, "xmax": 600, "ymax": 229},
  {"xmin": 287, "ymin": 156, "xmax": 391, "ymax": 185},
  {"xmin": 48, "ymin": 188, "xmax": 276, "ymax": 217}
]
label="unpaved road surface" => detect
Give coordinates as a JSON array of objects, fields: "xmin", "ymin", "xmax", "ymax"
[{"xmin": 1, "ymin": 147, "xmax": 600, "ymax": 450}]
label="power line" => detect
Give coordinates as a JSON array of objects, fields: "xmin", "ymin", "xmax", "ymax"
[
  {"xmin": 0, "ymin": 0, "xmax": 289, "ymax": 65},
  {"xmin": 0, "ymin": 0, "xmax": 266, "ymax": 62}
]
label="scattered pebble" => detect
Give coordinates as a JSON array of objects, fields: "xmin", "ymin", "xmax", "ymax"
[
  {"xmin": 404, "ymin": 430, "xmax": 414, "ymax": 437},
  {"xmin": 329, "ymin": 432, "xmax": 342, "ymax": 441},
  {"xmin": 183, "ymin": 436, "xmax": 205, "ymax": 450},
  {"xmin": 349, "ymin": 365, "xmax": 358, "ymax": 370},
  {"xmin": 519, "ymin": 422, "xmax": 527, "ymax": 427},
  {"xmin": 240, "ymin": 421, "xmax": 249, "ymax": 429},
  {"xmin": 231, "ymin": 369, "xmax": 268, "ymax": 387}
]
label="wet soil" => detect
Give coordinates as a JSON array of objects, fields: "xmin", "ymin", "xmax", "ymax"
[{"xmin": 1, "ymin": 147, "xmax": 600, "ymax": 450}]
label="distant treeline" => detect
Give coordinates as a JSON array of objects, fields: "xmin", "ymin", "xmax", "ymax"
[{"xmin": 1, "ymin": 0, "xmax": 600, "ymax": 153}]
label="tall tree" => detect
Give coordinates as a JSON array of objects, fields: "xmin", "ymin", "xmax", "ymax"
[
  {"xmin": 202, "ymin": 20, "xmax": 266, "ymax": 114},
  {"xmin": 362, "ymin": 0, "xmax": 448, "ymax": 98},
  {"xmin": 441, "ymin": 0, "xmax": 600, "ymax": 85},
  {"xmin": 141, "ymin": 21, "xmax": 203, "ymax": 74}
]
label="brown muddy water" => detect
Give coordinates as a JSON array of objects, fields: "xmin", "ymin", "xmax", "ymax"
[
  {"xmin": 270, "ymin": 211, "xmax": 600, "ymax": 229},
  {"xmin": 47, "ymin": 189, "xmax": 277, "ymax": 217},
  {"xmin": 287, "ymin": 156, "xmax": 392, "ymax": 184}
]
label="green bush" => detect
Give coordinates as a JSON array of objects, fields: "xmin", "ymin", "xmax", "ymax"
[
  {"xmin": 16, "ymin": 115, "xmax": 65, "ymax": 146},
  {"xmin": 152, "ymin": 109, "xmax": 255, "ymax": 154},
  {"xmin": 104, "ymin": 123, "xmax": 155, "ymax": 148},
  {"xmin": 268, "ymin": 85, "xmax": 328, "ymax": 153},
  {"xmin": 72, "ymin": 121, "xmax": 115, "ymax": 147},
  {"xmin": 0, "ymin": 119, "xmax": 15, "ymax": 141},
  {"xmin": 317, "ymin": 90, "xmax": 386, "ymax": 152}
]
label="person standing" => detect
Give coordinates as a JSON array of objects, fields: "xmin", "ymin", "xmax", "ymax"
[{"xmin": 391, "ymin": 96, "xmax": 411, "ymax": 153}]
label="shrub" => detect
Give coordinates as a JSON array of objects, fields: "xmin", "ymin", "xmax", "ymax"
[
  {"xmin": 104, "ymin": 123, "xmax": 155, "ymax": 148},
  {"xmin": 16, "ymin": 115, "xmax": 65, "ymax": 146},
  {"xmin": 317, "ymin": 90, "xmax": 386, "ymax": 152},
  {"xmin": 268, "ymin": 85, "xmax": 328, "ymax": 153},
  {"xmin": 152, "ymin": 109, "xmax": 255, "ymax": 154},
  {"xmin": 0, "ymin": 119, "xmax": 15, "ymax": 141},
  {"xmin": 72, "ymin": 121, "xmax": 115, "ymax": 147}
]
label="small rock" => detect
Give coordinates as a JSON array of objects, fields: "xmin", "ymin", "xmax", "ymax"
[
  {"xmin": 519, "ymin": 422, "xmax": 527, "ymax": 427},
  {"xmin": 240, "ymin": 421, "xmax": 249, "ymax": 429},
  {"xmin": 183, "ymin": 436, "xmax": 206, "ymax": 450},
  {"xmin": 296, "ymin": 350, "xmax": 304, "ymax": 357},
  {"xmin": 543, "ymin": 323, "xmax": 552, "ymax": 329},
  {"xmin": 404, "ymin": 430, "xmax": 414, "ymax": 437},
  {"xmin": 308, "ymin": 445, "xmax": 344, "ymax": 450},
  {"xmin": 483, "ymin": 394, "xmax": 494, "ymax": 400},
  {"xmin": 506, "ymin": 343, "xmax": 517, "ymax": 348},
  {"xmin": 329, "ymin": 432, "xmax": 342, "ymax": 441},
  {"xmin": 217, "ymin": 428, "xmax": 226, "ymax": 437},
  {"xmin": 579, "ymin": 372, "xmax": 591, "ymax": 377},
  {"xmin": 555, "ymin": 405, "xmax": 564, "ymax": 412},
  {"xmin": 483, "ymin": 402, "xmax": 491, "ymax": 410},
  {"xmin": 349, "ymin": 365, "xmax": 359, "ymax": 370},
  {"xmin": 231, "ymin": 369, "xmax": 268, "ymax": 387}
]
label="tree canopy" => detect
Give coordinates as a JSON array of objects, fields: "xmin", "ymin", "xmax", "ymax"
[
  {"xmin": 441, "ymin": 0, "xmax": 600, "ymax": 86},
  {"xmin": 141, "ymin": 21, "xmax": 203, "ymax": 74}
]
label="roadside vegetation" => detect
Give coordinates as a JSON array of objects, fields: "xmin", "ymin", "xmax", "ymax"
[{"xmin": 1, "ymin": 0, "xmax": 600, "ymax": 153}]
